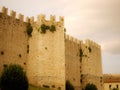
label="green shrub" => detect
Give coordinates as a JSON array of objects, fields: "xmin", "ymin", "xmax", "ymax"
[
  {"xmin": 40, "ymin": 24, "xmax": 47, "ymax": 33},
  {"xmin": 0, "ymin": 64, "xmax": 28, "ymax": 90},
  {"xmin": 40, "ymin": 24, "xmax": 56, "ymax": 33},
  {"xmin": 26, "ymin": 23, "xmax": 33, "ymax": 37},
  {"xmin": 79, "ymin": 49, "xmax": 83, "ymax": 57},
  {"xmin": 50, "ymin": 25, "xmax": 56, "ymax": 32},
  {"xmin": 85, "ymin": 83, "xmax": 97, "ymax": 90},
  {"xmin": 66, "ymin": 80, "xmax": 74, "ymax": 90}
]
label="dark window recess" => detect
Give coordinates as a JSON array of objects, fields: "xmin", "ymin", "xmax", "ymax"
[
  {"xmin": 19, "ymin": 54, "xmax": 22, "ymax": 58},
  {"xmin": 88, "ymin": 47, "xmax": 92, "ymax": 52},
  {"xmin": 24, "ymin": 63, "xmax": 26, "ymax": 65},
  {"xmin": 80, "ymin": 66, "xmax": 81, "ymax": 69},
  {"xmin": 80, "ymin": 79, "xmax": 82, "ymax": 83},
  {"xmin": 58, "ymin": 87, "xmax": 61, "ymax": 90},
  {"xmin": 43, "ymin": 85, "xmax": 49, "ymax": 88},
  {"xmin": 109, "ymin": 85, "xmax": 111, "ymax": 88},
  {"xmin": 27, "ymin": 49, "xmax": 29, "ymax": 53},
  {"xmin": 117, "ymin": 85, "xmax": 119, "ymax": 88},
  {"xmin": 45, "ymin": 47, "xmax": 47, "ymax": 50},
  {"xmin": 81, "ymin": 74, "xmax": 83, "ymax": 78},
  {"xmin": 73, "ymin": 78, "xmax": 75, "ymax": 81},
  {"xmin": 52, "ymin": 85, "xmax": 55, "ymax": 88},
  {"xmin": 27, "ymin": 45, "xmax": 29, "ymax": 54},
  {"xmin": 3, "ymin": 64, "xmax": 7, "ymax": 68},
  {"xmin": 1, "ymin": 51, "xmax": 4, "ymax": 55},
  {"xmin": 27, "ymin": 45, "xmax": 29, "ymax": 48},
  {"xmin": 80, "ymin": 59, "xmax": 82, "ymax": 63}
]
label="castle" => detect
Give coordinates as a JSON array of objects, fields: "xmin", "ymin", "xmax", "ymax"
[{"xmin": 0, "ymin": 6, "xmax": 103, "ymax": 90}]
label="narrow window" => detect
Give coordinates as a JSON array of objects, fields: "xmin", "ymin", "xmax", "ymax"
[{"xmin": 109, "ymin": 85, "xmax": 111, "ymax": 88}]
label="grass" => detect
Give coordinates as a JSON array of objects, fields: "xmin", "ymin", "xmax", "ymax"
[{"xmin": 29, "ymin": 85, "xmax": 52, "ymax": 90}]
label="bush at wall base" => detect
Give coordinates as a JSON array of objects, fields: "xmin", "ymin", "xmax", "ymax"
[{"xmin": 0, "ymin": 64, "xmax": 28, "ymax": 90}]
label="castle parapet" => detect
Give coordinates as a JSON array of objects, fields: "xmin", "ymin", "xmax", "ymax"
[
  {"xmin": 10, "ymin": 10, "xmax": 16, "ymax": 19},
  {"xmin": 30, "ymin": 17, "xmax": 34, "ymax": 24},
  {"xmin": 37, "ymin": 14, "xmax": 64, "ymax": 25},
  {"xmin": 18, "ymin": 14, "xmax": 24, "ymax": 21},
  {"xmin": 2, "ymin": 6, "xmax": 8, "ymax": 15},
  {"xmin": 85, "ymin": 39, "xmax": 101, "ymax": 48},
  {"xmin": 1, "ymin": 6, "xmax": 25, "ymax": 22},
  {"xmin": 65, "ymin": 34, "xmax": 82, "ymax": 44},
  {"xmin": 50, "ymin": 15, "xmax": 56, "ymax": 22},
  {"xmin": 26, "ymin": 17, "xmax": 30, "ymax": 23},
  {"xmin": 1, "ymin": 6, "xmax": 64, "ymax": 26}
]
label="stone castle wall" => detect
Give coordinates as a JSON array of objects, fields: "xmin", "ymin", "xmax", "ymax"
[
  {"xmin": 81, "ymin": 39, "xmax": 103, "ymax": 90},
  {"xmin": 27, "ymin": 14, "xmax": 66, "ymax": 90},
  {"xmin": 65, "ymin": 35, "xmax": 103, "ymax": 90},
  {"xmin": 0, "ymin": 6, "xmax": 103, "ymax": 90},
  {"xmin": 0, "ymin": 7, "xmax": 66, "ymax": 90},
  {"xmin": 0, "ymin": 7, "xmax": 28, "ymax": 72},
  {"xmin": 65, "ymin": 34, "xmax": 82, "ymax": 90}
]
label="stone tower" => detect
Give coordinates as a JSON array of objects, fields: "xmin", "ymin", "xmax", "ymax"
[
  {"xmin": 26, "ymin": 14, "xmax": 66, "ymax": 90},
  {"xmin": 65, "ymin": 35, "xmax": 103, "ymax": 90},
  {"xmin": 80, "ymin": 39, "xmax": 103, "ymax": 90}
]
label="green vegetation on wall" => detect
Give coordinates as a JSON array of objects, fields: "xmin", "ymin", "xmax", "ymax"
[
  {"xmin": 40, "ymin": 24, "xmax": 56, "ymax": 33},
  {"xmin": 66, "ymin": 80, "xmax": 74, "ymax": 90},
  {"xmin": 26, "ymin": 23, "xmax": 33, "ymax": 37},
  {"xmin": 79, "ymin": 49, "xmax": 83, "ymax": 58},
  {"xmin": 50, "ymin": 25, "xmax": 56, "ymax": 32}
]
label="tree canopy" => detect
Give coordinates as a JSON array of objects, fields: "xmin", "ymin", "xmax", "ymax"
[
  {"xmin": 66, "ymin": 80, "xmax": 74, "ymax": 90},
  {"xmin": 0, "ymin": 64, "xmax": 28, "ymax": 90},
  {"xmin": 85, "ymin": 83, "xmax": 97, "ymax": 90}
]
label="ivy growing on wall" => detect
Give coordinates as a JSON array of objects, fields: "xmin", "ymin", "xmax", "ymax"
[
  {"xmin": 50, "ymin": 25, "xmax": 56, "ymax": 32},
  {"xmin": 40, "ymin": 24, "xmax": 56, "ymax": 33},
  {"xmin": 26, "ymin": 23, "xmax": 33, "ymax": 37},
  {"xmin": 40, "ymin": 24, "xmax": 48, "ymax": 33},
  {"xmin": 79, "ymin": 49, "xmax": 83, "ymax": 58}
]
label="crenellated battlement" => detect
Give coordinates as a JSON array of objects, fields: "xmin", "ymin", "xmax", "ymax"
[
  {"xmin": 2, "ymin": 6, "xmax": 8, "ymax": 15},
  {"xmin": 37, "ymin": 14, "xmax": 64, "ymax": 26},
  {"xmin": 65, "ymin": 34, "xmax": 82, "ymax": 44},
  {"xmin": 1, "ymin": 6, "xmax": 64, "ymax": 26},
  {"xmin": 1, "ymin": 6, "xmax": 25, "ymax": 22},
  {"xmin": 85, "ymin": 39, "xmax": 101, "ymax": 48},
  {"xmin": 10, "ymin": 10, "xmax": 16, "ymax": 18},
  {"xmin": 65, "ymin": 34, "xmax": 101, "ymax": 49}
]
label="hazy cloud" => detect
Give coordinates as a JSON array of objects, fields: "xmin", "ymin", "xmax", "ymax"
[{"xmin": 102, "ymin": 40, "xmax": 120, "ymax": 55}]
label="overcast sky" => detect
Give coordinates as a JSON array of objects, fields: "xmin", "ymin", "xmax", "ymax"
[{"xmin": 0, "ymin": 0, "xmax": 120, "ymax": 74}]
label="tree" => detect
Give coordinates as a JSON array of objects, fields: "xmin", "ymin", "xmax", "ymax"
[
  {"xmin": 66, "ymin": 80, "xmax": 74, "ymax": 90},
  {"xmin": 85, "ymin": 83, "xmax": 97, "ymax": 90},
  {"xmin": 112, "ymin": 87, "xmax": 118, "ymax": 90},
  {"xmin": 0, "ymin": 64, "xmax": 28, "ymax": 90}
]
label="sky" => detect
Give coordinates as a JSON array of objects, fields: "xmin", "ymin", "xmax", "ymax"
[{"xmin": 0, "ymin": 0, "xmax": 120, "ymax": 74}]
